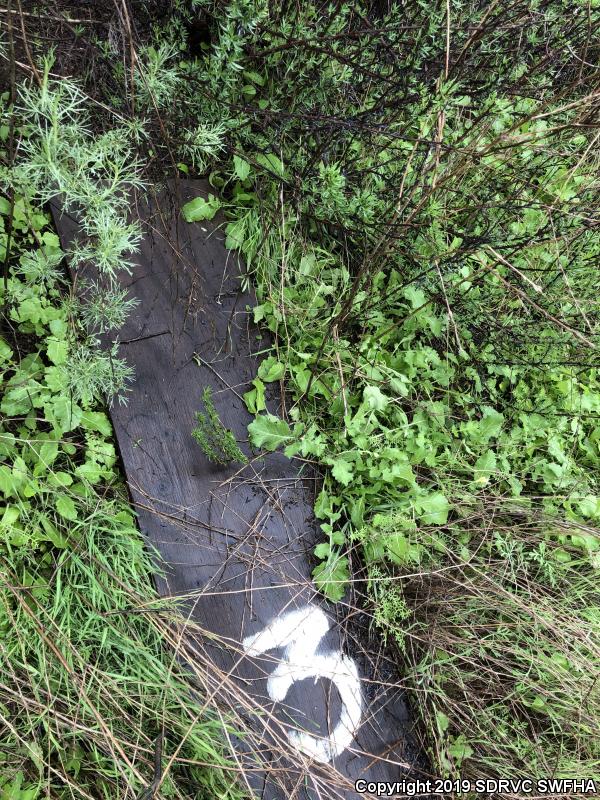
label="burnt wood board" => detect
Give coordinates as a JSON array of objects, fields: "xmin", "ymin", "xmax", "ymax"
[{"xmin": 52, "ymin": 181, "xmax": 424, "ymax": 800}]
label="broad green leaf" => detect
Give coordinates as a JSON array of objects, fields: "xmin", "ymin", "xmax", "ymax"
[
  {"xmin": 248, "ymin": 414, "xmax": 292, "ymax": 451},
  {"xmin": 39, "ymin": 441, "xmax": 59, "ymax": 466},
  {"xmin": 75, "ymin": 461, "xmax": 104, "ymax": 484},
  {"xmin": 331, "ymin": 456, "xmax": 353, "ymax": 486},
  {"xmin": 182, "ymin": 194, "xmax": 221, "ymax": 222},
  {"xmin": 233, "ymin": 155, "xmax": 251, "ymax": 181},
  {"xmin": 447, "ymin": 735, "xmax": 473, "ymax": 764},
  {"xmin": 15, "ymin": 297, "xmax": 44, "ymax": 324},
  {"xmin": 80, "ymin": 411, "xmax": 113, "ymax": 437},
  {"xmin": 48, "ymin": 471, "xmax": 74, "ymax": 488},
  {"xmin": 570, "ymin": 531, "xmax": 599, "ymax": 552},
  {"xmin": 541, "ymin": 461, "xmax": 565, "ymax": 485},
  {"xmin": 243, "ymin": 70, "xmax": 265, "ymax": 86},
  {"xmin": 45, "ymin": 396, "xmax": 82, "ymax": 432},
  {"xmin": 0, "ymin": 336, "xmax": 13, "ymax": 363},
  {"xmin": 225, "ymin": 217, "xmax": 245, "ymax": 250},
  {"xmin": 479, "ymin": 406, "xmax": 504, "ymax": 441},
  {"xmin": 0, "ymin": 433, "xmax": 16, "ymax": 458},
  {"xmin": 299, "ymin": 253, "xmax": 317, "ymax": 275},
  {"xmin": 12, "ymin": 456, "xmax": 28, "ymax": 491},
  {"xmin": 255, "ymin": 152, "xmax": 286, "ymax": 179},
  {"xmin": 380, "ymin": 461, "xmax": 415, "ymax": 485},
  {"xmin": 243, "ymin": 377, "xmax": 266, "ymax": 414},
  {"xmin": 314, "ymin": 542, "xmax": 331, "ymax": 559},
  {"xmin": 363, "ymin": 384, "xmax": 388, "ymax": 411},
  {"xmin": 403, "ymin": 284, "xmax": 426, "ymax": 309},
  {"xmin": 23, "ymin": 479, "xmax": 41, "ymax": 498},
  {"xmin": 1, "ymin": 382, "xmax": 40, "ymax": 415},
  {"xmin": 312, "ymin": 553, "xmax": 349, "ymax": 601},
  {"xmin": 40, "ymin": 515, "xmax": 69, "ymax": 548},
  {"xmin": 350, "ymin": 494, "xmax": 365, "ymax": 527},
  {"xmin": 474, "ymin": 449, "xmax": 497, "ymax": 484},
  {"xmin": 552, "ymin": 548, "xmax": 571, "ymax": 564},
  {"xmin": 253, "ymin": 303, "xmax": 269, "ymax": 323},
  {"xmin": 49, "ymin": 318, "xmax": 67, "ymax": 337},
  {"xmin": 292, "ymin": 364, "xmax": 311, "ymax": 393},
  {"xmin": 55, "ymin": 494, "xmax": 77, "ymax": 521},
  {"xmin": 298, "ymin": 424, "xmax": 327, "ymax": 457},
  {"xmin": 46, "ymin": 338, "xmax": 68, "ymax": 365},
  {"xmin": 42, "ymin": 229, "xmax": 61, "ymax": 248},
  {"xmin": 531, "ymin": 695, "xmax": 547, "ymax": 710},
  {"xmin": 436, "ymin": 710, "xmax": 450, "ymax": 734},
  {"xmin": 417, "ymin": 492, "xmax": 450, "ymax": 525},
  {"xmin": 385, "ymin": 533, "xmax": 410, "ymax": 563},
  {"xmin": 283, "ymin": 439, "xmax": 303, "ymax": 458},
  {"xmin": 257, "ymin": 355, "xmax": 285, "ymax": 382},
  {"xmin": 314, "ymin": 489, "xmax": 338, "ymax": 520},
  {"xmin": 0, "ymin": 465, "xmax": 16, "ymax": 496},
  {"xmin": 1, "ymin": 506, "xmax": 19, "ymax": 527},
  {"xmin": 576, "ymin": 495, "xmax": 600, "ymax": 520}
]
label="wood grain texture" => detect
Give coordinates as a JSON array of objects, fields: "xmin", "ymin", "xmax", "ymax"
[{"xmin": 52, "ymin": 181, "xmax": 425, "ymax": 799}]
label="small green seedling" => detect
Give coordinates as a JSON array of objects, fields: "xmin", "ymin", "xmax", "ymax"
[{"xmin": 192, "ymin": 386, "xmax": 248, "ymax": 465}]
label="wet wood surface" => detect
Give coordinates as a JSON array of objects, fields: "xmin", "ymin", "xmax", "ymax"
[{"xmin": 52, "ymin": 181, "xmax": 424, "ymax": 799}]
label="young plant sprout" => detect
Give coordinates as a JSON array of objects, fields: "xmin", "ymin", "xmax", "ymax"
[{"xmin": 192, "ymin": 386, "xmax": 248, "ymax": 465}]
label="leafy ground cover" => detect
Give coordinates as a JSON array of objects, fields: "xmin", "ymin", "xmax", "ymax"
[
  {"xmin": 0, "ymin": 66, "xmax": 243, "ymax": 800},
  {"xmin": 3, "ymin": 0, "xmax": 600, "ymax": 796},
  {"xmin": 126, "ymin": 0, "xmax": 600, "ymax": 789}
]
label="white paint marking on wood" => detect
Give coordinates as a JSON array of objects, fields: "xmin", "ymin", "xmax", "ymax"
[{"xmin": 242, "ymin": 605, "xmax": 362, "ymax": 763}]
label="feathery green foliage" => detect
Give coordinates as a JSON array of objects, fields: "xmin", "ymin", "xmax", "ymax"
[
  {"xmin": 192, "ymin": 386, "xmax": 248, "ymax": 465},
  {"xmin": 3, "ymin": 60, "xmax": 142, "ymax": 405}
]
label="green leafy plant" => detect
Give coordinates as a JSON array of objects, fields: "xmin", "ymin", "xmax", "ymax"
[
  {"xmin": 6, "ymin": 0, "xmax": 600, "ymax": 789},
  {"xmin": 182, "ymin": 193, "xmax": 222, "ymax": 222},
  {"xmin": 157, "ymin": 0, "xmax": 600, "ymax": 785},
  {"xmin": 0, "ymin": 772, "xmax": 41, "ymax": 800},
  {"xmin": 0, "ymin": 75, "xmax": 245, "ymax": 798},
  {"xmin": 4, "ymin": 59, "xmax": 143, "ymax": 405},
  {"xmin": 0, "ymin": 251, "xmax": 245, "ymax": 800},
  {"xmin": 192, "ymin": 386, "xmax": 248, "ymax": 465}
]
